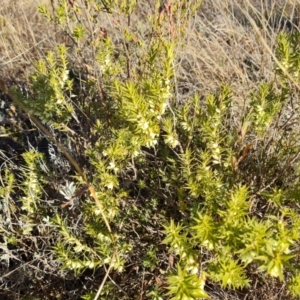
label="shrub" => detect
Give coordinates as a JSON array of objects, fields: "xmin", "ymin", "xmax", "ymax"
[{"xmin": 2, "ymin": 1, "xmax": 300, "ymax": 299}]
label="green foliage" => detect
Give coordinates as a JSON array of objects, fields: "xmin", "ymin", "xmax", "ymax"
[
  {"xmin": 158, "ymin": 32, "xmax": 300, "ymax": 298},
  {"xmin": 29, "ymin": 44, "xmax": 74, "ymax": 124},
  {"xmin": 289, "ymin": 273, "xmax": 300, "ymax": 298},
  {"xmin": 249, "ymin": 83, "xmax": 283, "ymax": 136},
  {"xmin": 208, "ymin": 256, "xmax": 250, "ymax": 288},
  {"xmin": 147, "ymin": 286, "xmax": 164, "ymax": 300},
  {"xmin": 166, "ymin": 264, "xmax": 209, "ymax": 299},
  {"xmin": 21, "ymin": 150, "xmax": 44, "ymax": 215},
  {"xmin": 276, "ymin": 32, "xmax": 300, "ymax": 83}
]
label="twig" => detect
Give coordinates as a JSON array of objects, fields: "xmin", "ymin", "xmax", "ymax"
[{"xmin": 93, "ymin": 250, "xmax": 116, "ymax": 300}]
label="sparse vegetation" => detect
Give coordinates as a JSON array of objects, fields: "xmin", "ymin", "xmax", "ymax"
[{"xmin": 2, "ymin": 1, "xmax": 300, "ymax": 299}]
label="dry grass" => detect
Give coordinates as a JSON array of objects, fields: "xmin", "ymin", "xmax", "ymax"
[
  {"xmin": 0, "ymin": 0, "xmax": 56, "ymax": 81},
  {"xmin": 177, "ymin": 0, "xmax": 300, "ymax": 106},
  {"xmin": 1, "ymin": 0, "xmax": 298, "ymax": 90}
]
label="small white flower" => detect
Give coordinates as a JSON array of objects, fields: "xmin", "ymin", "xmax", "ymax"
[
  {"xmin": 165, "ymin": 134, "xmax": 179, "ymax": 148},
  {"xmin": 138, "ymin": 119, "xmax": 149, "ymax": 130},
  {"xmin": 108, "ymin": 160, "xmax": 119, "ymax": 172},
  {"xmin": 105, "ymin": 181, "xmax": 114, "ymax": 190}
]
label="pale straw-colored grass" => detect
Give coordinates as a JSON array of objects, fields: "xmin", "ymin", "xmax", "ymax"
[
  {"xmin": 176, "ymin": 0, "xmax": 300, "ymax": 107},
  {"xmin": 0, "ymin": 0, "xmax": 55, "ymax": 80}
]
